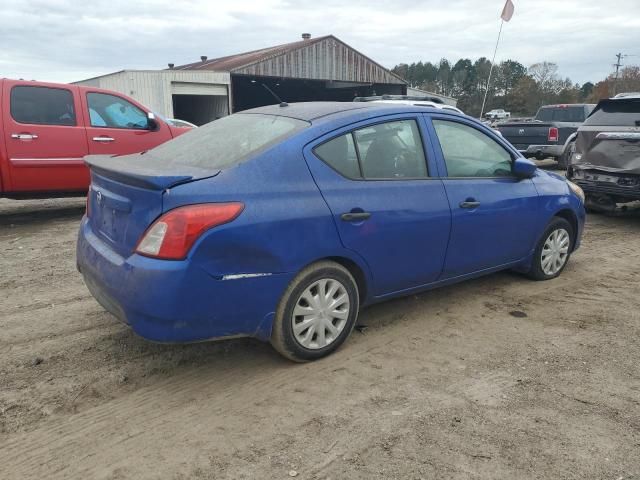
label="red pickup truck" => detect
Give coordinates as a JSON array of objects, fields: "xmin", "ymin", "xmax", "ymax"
[{"xmin": 0, "ymin": 78, "xmax": 187, "ymax": 198}]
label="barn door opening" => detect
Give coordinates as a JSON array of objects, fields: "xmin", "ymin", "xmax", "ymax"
[{"xmin": 170, "ymin": 82, "xmax": 229, "ymax": 126}]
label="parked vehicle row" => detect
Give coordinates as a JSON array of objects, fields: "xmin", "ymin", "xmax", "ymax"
[
  {"xmin": 567, "ymin": 94, "xmax": 640, "ymax": 211},
  {"xmin": 0, "ymin": 79, "xmax": 189, "ymax": 198},
  {"xmin": 497, "ymin": 103, "xmax": 595, "ymax": 166},
  {"xmin": 76, "ymin": 102, "xmax": 586, "ymax": 361}
]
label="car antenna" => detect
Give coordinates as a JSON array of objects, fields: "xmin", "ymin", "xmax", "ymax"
[{"xmin": 254, "ymin": 81, "xmax": 288, "ymax": 107}]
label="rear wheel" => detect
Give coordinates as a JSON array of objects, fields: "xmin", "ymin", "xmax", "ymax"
[
  {"xmin": 526, "ymin": 217, "xmax": 574, "ymax": 280},
  {"xmin": 271, "ymin": 261, "xmax": 360, "ymax": 362}
]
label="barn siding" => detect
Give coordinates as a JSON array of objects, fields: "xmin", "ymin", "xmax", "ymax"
[{"xmin": 232, "ymin": 37, "xmax": 404, "ymax": 84}]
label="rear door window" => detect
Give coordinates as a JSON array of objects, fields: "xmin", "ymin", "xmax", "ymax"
[
  {"xmin": 10, "ymin": 86, "xmax": 76, "ymax": 126},
  {"xmin": 313, "ymin": 119, "xmax": 429, "ymax": 180},
  {"xmin": 314, "ymin": 134, "xmax": 360, "ymax": 178},
  {"xmin": 354, "ymin": 120, "xmax": 428, "ymax": 179},
  {"xmin": 584, "ymin": 100, "xmax": 640, "ymax": 126}
]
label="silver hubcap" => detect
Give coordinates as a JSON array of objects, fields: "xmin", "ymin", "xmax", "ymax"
[
  {"xmin": 292, "ymin": 278, "xmax": 350, "ymax": 350},
  {"xmin": 541, "ymin": 228, "xmax": 570, "ymax": 275}
]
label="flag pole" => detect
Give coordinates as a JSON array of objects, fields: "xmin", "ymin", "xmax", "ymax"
[{"xmin": 479, "ymin": 18, "xmax": 504, "ymax": 119}]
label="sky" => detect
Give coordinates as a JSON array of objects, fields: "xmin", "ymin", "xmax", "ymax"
[{"xmin": 1, "ymin": 0, "xmax": 639, "ymax": 86}]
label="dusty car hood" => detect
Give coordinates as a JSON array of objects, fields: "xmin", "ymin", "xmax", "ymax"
[{"xmin": 574, "ymin": 125, "xmax": 640, "ymax": 174}]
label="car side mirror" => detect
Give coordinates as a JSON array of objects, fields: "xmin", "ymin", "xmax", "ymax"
[
  {"xmin": 147, "ymin": 112, "xmax": 160, "ymax": 132},
  {"xmin": 512, "ymin": 157, "xmax": 536, "ymax": 179}
]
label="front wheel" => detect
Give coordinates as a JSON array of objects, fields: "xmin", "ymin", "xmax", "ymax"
[
  {"xmin": 526, "ymin": 218, "xmax": 574, "ymax": 281},
  {"xmin": 271, "ymin": 261, "xmax": 360, "ymax": 362}
]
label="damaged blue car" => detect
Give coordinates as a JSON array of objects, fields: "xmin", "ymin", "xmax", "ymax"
[{"xmin": 77, "ymin": 102, "xmax": 585, "ymax": 361}]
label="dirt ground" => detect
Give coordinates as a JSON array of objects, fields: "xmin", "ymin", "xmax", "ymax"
[{"xmin": 1, "ymin": 196, "xmax": 639, "ymax": 480}]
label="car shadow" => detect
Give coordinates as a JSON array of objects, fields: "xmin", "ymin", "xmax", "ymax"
[
  {"xmin": 0, "ymin": 198, "xmax": 86, "ymax": 226},
  {"xmin": 98, "ymin": 268, "xmax": 529, "ymax": 378}
]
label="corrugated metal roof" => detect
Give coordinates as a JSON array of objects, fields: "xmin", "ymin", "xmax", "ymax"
[
  {"xmin": 174, "ymin": 35, "xmax": 332, "ymax": 72},
  {"xmin": 173, "ymin": 35, "xmax": 406, "ymax": 85}
]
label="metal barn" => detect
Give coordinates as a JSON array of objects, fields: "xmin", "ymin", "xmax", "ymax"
[
  {"xmin": 75, "ymin": 34, "xmax": 408, "ymax": 125},
  {"xmin": 173, "ymin": 34, "xmax": 407, "ymax": 113}
]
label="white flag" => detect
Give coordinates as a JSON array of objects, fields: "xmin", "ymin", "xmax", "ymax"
[{"xmin": 501, "ymin": 0, "xmax": 514, "ymax": 21}]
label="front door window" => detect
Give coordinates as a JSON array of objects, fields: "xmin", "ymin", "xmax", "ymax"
[
  {"xmin": 87, "ymin": 93, "xmax": 148, "ymax": 130},
  {"xmin": 432, "ymin": 120, "xmax": 512, "ymax": 177}
]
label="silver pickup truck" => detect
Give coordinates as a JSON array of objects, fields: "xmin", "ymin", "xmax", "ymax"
[{"xmin": 497, "ymin": 104, "xmax": 595, "ymax": 166}]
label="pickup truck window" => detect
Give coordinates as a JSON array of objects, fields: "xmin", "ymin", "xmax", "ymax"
[
  {"xmin": 536, "ymin": 106, "xmax": 586, "ymax": 123},
  {"xmin": 10, "ymin": 86, "xmax": 76, "ymax": 126},
  {"xmin": 87, "ymin": 93, "xmax": 148, "ymax": 130},
  {"xmin": 433, "ymin": 120, "xmax": 512, "ymax": 178}
]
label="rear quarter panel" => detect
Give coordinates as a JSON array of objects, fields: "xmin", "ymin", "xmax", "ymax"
[{"xmin": 162, "ymin": 136, "xmax": 374, "ymax": 292}]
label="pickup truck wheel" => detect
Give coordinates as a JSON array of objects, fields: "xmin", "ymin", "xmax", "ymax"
[
  {"xmin": 526, "ymin": 218, "xmax": 574, "ymax": 281},
  {"xmin": 271, "ymin": 261, "xmax": 360, "ymax": 362}
]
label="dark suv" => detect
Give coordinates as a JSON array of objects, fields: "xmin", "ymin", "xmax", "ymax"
[{"xmin": 567, "ymin": 95, "xmax": 640, "ymax": 210}]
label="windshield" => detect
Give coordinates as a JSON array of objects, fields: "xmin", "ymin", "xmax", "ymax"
[
  {"xmin": 140, "ymin": 113, "xmax": 309, "ymax": 170},
  {"xmin": 584, "ymin": 99, "xmax": 640, "ymax": 127},
  {"xmin": 536, "ymin": 106, "xmax": 586, "ymax": 122}
]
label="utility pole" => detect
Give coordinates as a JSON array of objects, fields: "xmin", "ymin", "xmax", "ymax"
[{"xmin": 613, "ymin": 52, "xmax": 624, "ymax": 95}]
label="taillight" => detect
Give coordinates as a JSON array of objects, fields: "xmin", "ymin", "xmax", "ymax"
[
  {"xmin": 135, "ymin": 203, "xmax": 244, "ymax": 260},
  {"xmin": 548, "ymin": 127, "xmax": 559, "ymax": 142}
]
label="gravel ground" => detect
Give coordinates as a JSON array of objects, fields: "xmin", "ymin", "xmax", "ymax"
[{"xmin": 0, "ymin": 196, "xmax": 639, "ymax": 480}]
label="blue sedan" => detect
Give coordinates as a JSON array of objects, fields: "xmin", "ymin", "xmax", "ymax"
[{"xmin": 77, "ymin": 102, "xmax": 586, "ymax": 361}]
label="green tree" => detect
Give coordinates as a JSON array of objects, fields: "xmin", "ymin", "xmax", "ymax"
[
  {"xmin": 391, "ymin": 57, "xmax": 600, "ymax": 117},
  {"xmin": 579, "ymin": 82, "xmax": 594, "ymax": 100},
  {"xmin": 496, "ymin": 60, "xmax": 526, "ymax": 96},
  {"xmin": 437, "ymin": 58, "xmax": 452, "ymax": 96}
]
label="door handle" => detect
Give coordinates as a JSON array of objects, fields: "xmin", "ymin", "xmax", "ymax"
[
  {"xmin": 341, "ymin": 212, "xmax": 371, "ymax": 222},
  {"xmin": 459, "ymin": 200, "xmax": 480, "ymax": 209},
  {"xmin": 92, "ymin": 136, "xmax": 115, "ymax": 142},
  {"xmin": 11, "ymin": 133, "xmax": 38, "ymax": 140}
]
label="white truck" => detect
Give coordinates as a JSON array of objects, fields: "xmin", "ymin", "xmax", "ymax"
[{"xmin": 485, "ymin": 108, "xmax": 511, "ymax": 120}]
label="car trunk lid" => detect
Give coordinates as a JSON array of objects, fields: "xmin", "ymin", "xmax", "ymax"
[{"xmin": 85, "ymin": 154, "xmax": 219, "ymax": 257}]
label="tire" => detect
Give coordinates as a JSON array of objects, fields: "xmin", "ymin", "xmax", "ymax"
[
  {"xmin": 526, "ymin": 217, "xmax": 574, "ymax": 281},
  {"xmin": 271, "ymin": 261, "xmax": 360, "ymax": 362}
]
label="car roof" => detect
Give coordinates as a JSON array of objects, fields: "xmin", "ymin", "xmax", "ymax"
[
  {"xmin": 367, "ymin": 99, "xmax": 463, "ymax": 112},
  {"xmin": 539, "ymin": 103, "xmax": 595, "ymax": 107},
  {"xmin": 612, "ymin": 92, "xmax": 640, "ymax": 99},
  {"xmin": 240, "ymin": 101, "xmax": 457, "ymax": 123}
]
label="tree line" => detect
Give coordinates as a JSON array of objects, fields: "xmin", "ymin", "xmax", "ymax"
[{"xmin": 391, "ymin": 59, "xmax": 640, "ymax": 117}]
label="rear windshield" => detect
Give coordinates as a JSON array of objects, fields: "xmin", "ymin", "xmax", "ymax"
[
  {"xmin": 536, "ymin": 106, "xmax": 586, "ymax": 122},
  {"xmin": 142, "ymin": 113, "xmax": 308, "ymax": 169},
  {"xmin": 584, "ymin": 99, "xmax": 640, "ymax": 127}
]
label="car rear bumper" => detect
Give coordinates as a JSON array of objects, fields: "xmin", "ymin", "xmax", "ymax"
[
  {"xmin": 76, "ymin": 218, "xmax": 293, "ymax": 343},
  {"xmin": 517, "ymin": 144, "xmax": 563, "ymax": 159}
]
